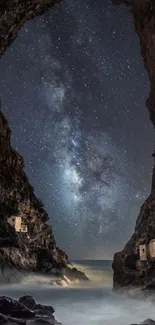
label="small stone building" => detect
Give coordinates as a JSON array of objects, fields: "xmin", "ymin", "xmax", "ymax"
[
  {"xmin": 139, "ymin": 244, "xmax": 147, "ymax": 261},
  {"xmin": 149, "ymin": 239, "xmax": 155, "ymax": 259},
  {"xmin": 7, "ymin": 216, "xmax": 28, "ymax": 233},
  {"xmin": 139, "ymin": 239, "xmax": 155, "ymax": 261}
]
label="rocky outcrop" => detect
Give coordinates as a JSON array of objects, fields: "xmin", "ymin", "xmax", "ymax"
[
  {"xmin": 0, "ymin": 107, "xmax": 69, "ymax": 275},
  {"xmin": 112, "ymin": 1, "xmax": 155, "ymax": 127},
  {"xmin": 0, "ymin": 1, "xmax": 89, "ymax": 284},
  {"xmin": 0, "ymin": 0, "xmax": 62, "ymax": 57},
  {"xmin": 0, "ymin": 107, "xmax": 89, "ymax": 283},
  {"xmin": 0, "ymin": 295, "xmax": 59, "ymax": 325},
  {"xmin": 112, "ymin": 0, "xmax": 155, "ymax": 290},
  {"xmin": 0, "ymin": 1, "xmax": 69, "ymax": 279},
  {"xmin": 0, "ymin": 0, "xmax": 67, "ymax": 279},
  {"xmin": 113, "ymin": 191, "xmax": 155, "ymax": 288}
]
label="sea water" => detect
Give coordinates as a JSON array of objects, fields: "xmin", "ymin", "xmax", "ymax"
[{"xmin": 1, "ymin": 260, "xmax": 155, "ymax": 325}]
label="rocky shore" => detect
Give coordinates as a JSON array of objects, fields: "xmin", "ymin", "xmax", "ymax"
[
  {"xmin": 1, "ymin": 294, "xmax": 155, "ymax": 325},
  {"xmin": 0, "ymin": 295, "xmax": 60, "ymax": 325}
]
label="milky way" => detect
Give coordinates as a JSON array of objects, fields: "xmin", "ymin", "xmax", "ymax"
[{"xmin": 0, "ymin": 0, "xmax": 154, "ymax": 258}]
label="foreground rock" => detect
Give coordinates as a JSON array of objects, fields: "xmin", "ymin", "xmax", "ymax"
[
  {"xmin": 0, "ymin": 295, "xmax": 59, "ymax": 325},
  {"xmin": 0, "ymin": 296, "xmax": 34, "ymax": 318},
  {"xmin": 112, "ymin": 0, "xmax": 155, "ymax": 290}
]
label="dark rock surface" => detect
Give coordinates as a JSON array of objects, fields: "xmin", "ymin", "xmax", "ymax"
[
  {"xmin": 0, "ymin": 0, "xmax": 62, "ymax": 57},
  {"xmin": 19, "ymin": 296, "xmax": 55, "ymax": 318},
  {"xmin": 0, "ymin": 313, "xmax": 26, "ymax": 325},
  {"xmin": 112, "ymin": 0, "xmax": 155, "ymax": 290},
  {"xmin": 64, "ymin": 266, "xmax": 89, "ymax": 282},
  {"xmin": 140, "ymin": 320, "xmax": 155, "ymax": 325},
  {"xmin": 18, "ymin": 297, "xmax": 36, "ymax": 311},
  {"xmin": 0, "ymin": 296, "xmax": 59, "ymax": 325},
  {"xmin": 0, "ymin": 107, "xmax": 68, "ymax": 277},
  {"xmin": 131, "ymin": 320, "xmax": 155, "ymax": 325},
  {"xmin": 0, "ymin": 296, "xmax": 35, "ymax": 318},
  {"xmin": 0, "ymin": 1, "xmax": 88, "ymax": 284}
]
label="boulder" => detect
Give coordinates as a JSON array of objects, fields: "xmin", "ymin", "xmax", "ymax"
[
  {"xmin": 18, "ymin": 297, "xmax": 36, "ymax": 310},
  {"xmin": 18, "ymin": 296, "xmax": 55, "ymax": 317},
  {"xmin": 0, "ymin": 296, "xmax": 59, "ymax": 325},
  {"xmin": 34, "ymin": 305, "xmax": 55, "ymax": 317},
  {"xmin": 0, "ymin": 297, "xmax": 35, "ymax": 319}
]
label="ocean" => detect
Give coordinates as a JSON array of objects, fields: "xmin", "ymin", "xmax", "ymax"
[{"xmin": 0, "ymin": 260, "xmax": 155, "ymax": 325}]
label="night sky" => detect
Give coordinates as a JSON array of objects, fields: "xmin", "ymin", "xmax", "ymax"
[{"xmin": 0, "ymin": 0, "xmax": 154, "ymax": 259}]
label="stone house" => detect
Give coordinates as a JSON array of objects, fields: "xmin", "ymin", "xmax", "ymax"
[
  {"xmin": 139, "ymin": 244, "xmax": 147, "ymax": 261},
  {"xmin": 7, "ymin": 216, "xmax": 28, "ymax": 233},
  {"xmin": 139, "ymin": 239, "xmax": 155, "ymax": 261}
]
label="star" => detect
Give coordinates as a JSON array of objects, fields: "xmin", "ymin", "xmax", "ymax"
[{"xmin": 0, "ymin": 0, "xmax": 153, "ymax": 259}]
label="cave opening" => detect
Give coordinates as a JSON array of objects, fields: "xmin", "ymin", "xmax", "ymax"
[{"xmin": 0, "ymin": 0, "xmax": 154, "ymax": 260}]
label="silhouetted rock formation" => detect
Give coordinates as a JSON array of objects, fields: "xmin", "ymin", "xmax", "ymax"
[
  {"xmin": 112, "ymin": 0, "xmax": 155, "ymax": 290},
  {"xmin": 0, "ymin": 107, "xmax": 89, "ymax": 283},
  {"xmin": 0, "ymin": 0, "xmax": 62, "ymax": 57},
  {"xmin": 0, "ymin": 1, "xmax": 88, "ymax": 284},
  {"xmin": 0, "ymin": 108, "xmax": 67, "ymax": 272},
  {"xmin": 0, "ymin": 295, "xmax": 59, "ymax": 325}
]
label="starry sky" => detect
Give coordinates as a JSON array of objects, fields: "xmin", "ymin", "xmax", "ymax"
[{"xmin": 0, "ymin": 0, "xmax": 154, "ymax": 259}]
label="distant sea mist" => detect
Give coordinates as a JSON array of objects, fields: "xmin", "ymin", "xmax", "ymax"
[{"xmin": 0, "ymin": 260, "xmax": 154, "ymax": 325}]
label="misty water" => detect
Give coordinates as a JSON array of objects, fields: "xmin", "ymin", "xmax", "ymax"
[{"xmin": 1, "ymin": 260, "xmax": 155, "ymax": 325}]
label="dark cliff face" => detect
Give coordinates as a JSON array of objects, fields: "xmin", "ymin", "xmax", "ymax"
[
  {"xmin": 0, "ymin": 0, "xmax": 61, "ymax": 57},
  {"xmin": 112, "ymin": 0, "xmax": 155, "ymax": 290},
  {"xmin": 0, "ymin": 0, "xmax": 89, "ymax": 284},
  {"xmin": 113, "ymin": 0, "xmax": 155, "ymax": 127},
  {"xmin": 0, "ymin": 107, "xmax": 69, "ymax": 273},
  {"xmin": 0, "ymin": 0, "xmax": 77, "ymax": 281}
]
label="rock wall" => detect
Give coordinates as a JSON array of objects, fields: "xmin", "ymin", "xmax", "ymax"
[
  {"xmin": 0, "ymin": 0, "xmax": 89, "ymax": 284},
  {"xmin": 112, "ymin": 0, "xmax": 155, "ymax": 290},
  {"xmin": 0, "ymin": 106, "xmax": 69, "ymax": 274},
  {"xmin": 0, "ymin": 0, "xmax": 76, "ymax": 280},
  {"xmin": 0, "ymin": 0, "xmax": 61, "ymax": 57},
  {"xmin": 2, "ymin": 0, "xmax": 154, "ymax": 287}
]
